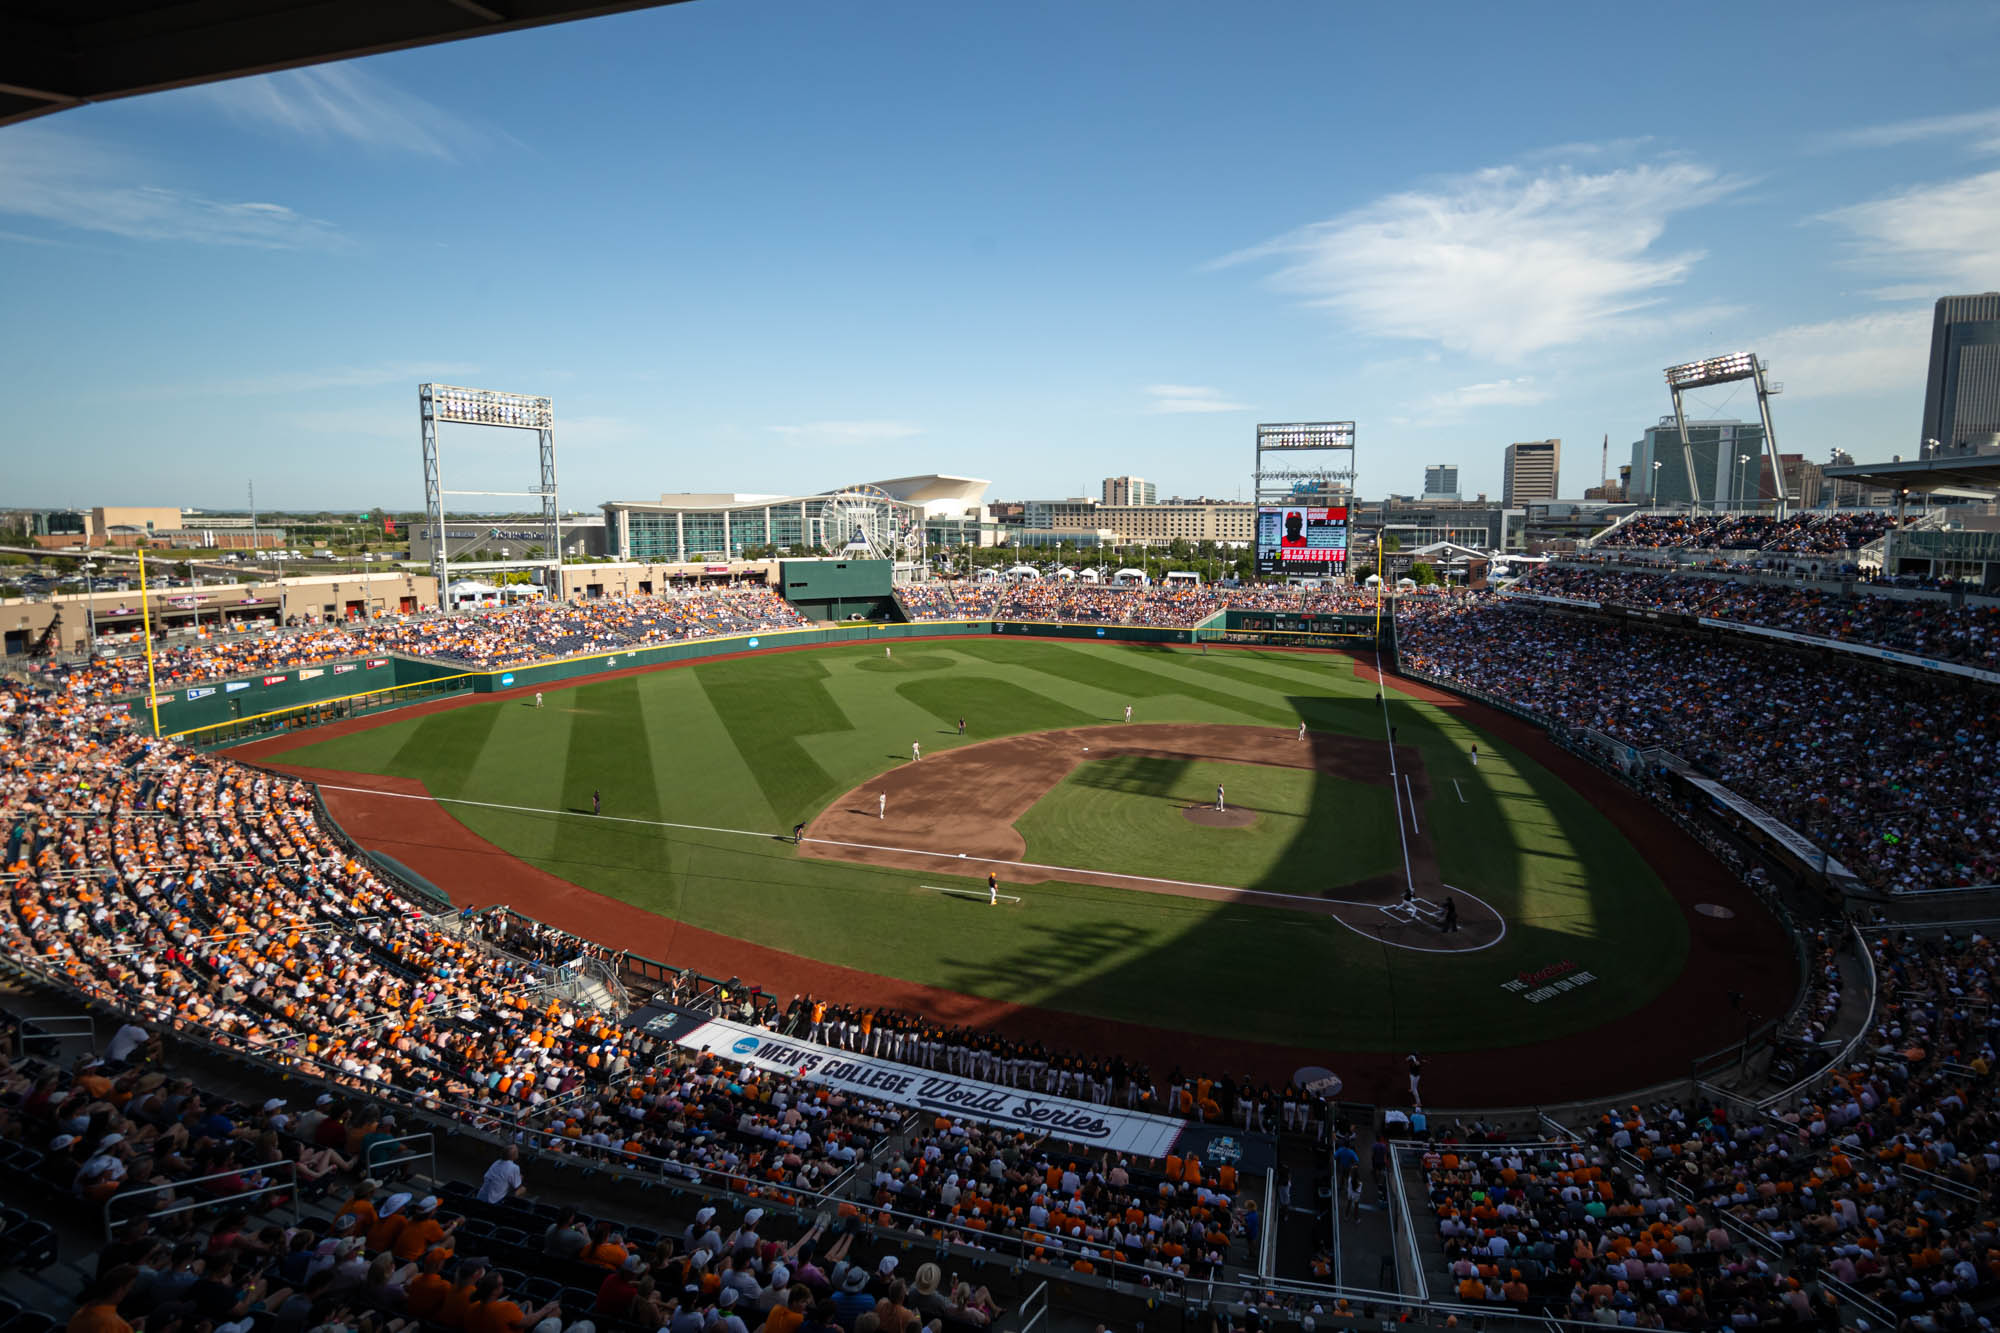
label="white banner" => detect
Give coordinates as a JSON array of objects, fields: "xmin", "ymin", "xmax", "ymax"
[
  {"xmin": 1697, "ymin": 618, "xmax": 2000, "ymax": 685},
  {"xmin": 1682, "ymin": 775, "xmax": 1854, "ymax": 880},
  {"xmin": 668, "ymin": 1016, "xmax": 1186, "ymax": 1158}
]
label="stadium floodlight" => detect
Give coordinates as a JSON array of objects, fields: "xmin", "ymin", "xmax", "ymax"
[
  {"xmin": 1253, "ymin": 421, "xmax": 1357, "ymax": 509},
  {"xmin": 1659, "ymin": 351, "xmax": 1786, "ymax": 518},
  {"xmin": 1663, "ymin": 352, "xmax": 1757, "ymax": 391},
  {"xmin": 419, "ymin": 383, "xmax": 559, "ymax": 608}
]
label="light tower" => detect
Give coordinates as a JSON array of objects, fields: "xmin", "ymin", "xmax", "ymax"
[
  {"xmin": 418, "ymin": 384, "xmax": 559, "ymax": 609},
  {"xmin": 1253, "ymin": 422, "xmax": 1356, "ymax": 507},
  {"xmin": 1661, "ymin": 353, "xmax": 1786, "ymax": 518}
]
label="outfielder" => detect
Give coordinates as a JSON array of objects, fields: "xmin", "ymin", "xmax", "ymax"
[
  {"xmin": 987, "ymin": 871, "xmax": 998, "ymax": 907},
  {"xmin": 535, "ymin": 692, "xmax": 543, "ymax": 709}
]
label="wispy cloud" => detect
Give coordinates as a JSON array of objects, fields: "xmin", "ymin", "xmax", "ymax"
[
  {"xmin": 1820, "ymin": 169, "xmax": 2000, "ymax": 292},
  {"xmin": 769, "ymin": 421, "xmax": 923, "ymax": 443},
  {"xmin": 1756, "ymin": 310, "xmax": 1932, "ymax": 399},
  {"xmin": 184, "ymin": 64, "xmax": 502, "ymax": 160},
  {"xmin": 1420, "ymin": 377, "xmax": 1550, "ymax": 418},
  {"xmin": 0, "ymin": 125, "xmax": 343, "ymax": 249},
  {"xmin": 1215, "ymin": 156, "xmax": 1746, "ymax": 361},
  {"xmin": 1817, "ymin": 108, "xmax": 2000, "ymax": 155},
  {"xmin": 1145, "ymin": 384, "xmax": 1247, "ymax": 414}
]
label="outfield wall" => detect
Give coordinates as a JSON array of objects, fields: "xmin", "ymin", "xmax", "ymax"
[
  {"xmin": 126, "ymin": 655, "xmax": 469, "ymax": 736},
  {"xmin": 175, "ymin": 615, "xmax": 1367, "ymax": 745}
]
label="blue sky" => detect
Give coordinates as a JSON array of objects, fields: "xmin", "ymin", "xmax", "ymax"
[{"xmin": 4, "ymin": 0, "xmax": 1999, "ymax": 511}]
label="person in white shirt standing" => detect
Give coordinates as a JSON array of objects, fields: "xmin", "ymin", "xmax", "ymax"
[{"xmin": 477, "ymin": 1144, "xmax": 525, "ymax": 1204}]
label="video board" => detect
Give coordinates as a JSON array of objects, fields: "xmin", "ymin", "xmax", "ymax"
[{"xmin": 1256, "ymin": 506, "xmax": 1348, "ymax": 573}]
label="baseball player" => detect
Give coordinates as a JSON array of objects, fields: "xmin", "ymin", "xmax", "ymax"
[
  {"xmin": 1215, "ymin": 784, "xmax": 1225, "ymax": 812},
  {"xmin": 878, "ymin": 792, "xmax": 886, "ymax": 819},
  {"xmin": 885, "ymin": 645, "xmax": 892, "ymax": 658},
  {"xmin": 592, "ymin": 789, "xmax": 601, "ymax": 816},
  {"xmin": 987, "ymin": 871, "xmax": 998, "ymax": 906},
  {"xmin": 1297, "ymin": 721, "xmax": 1307, "ymax": 741},
  {"xmin": 792, "ymin": 822, "xmax": 805, "ymax": 843},
  {"xmin": 534, "ymin": 692, "xmax": 543, "ymax": 709},
  {"xmin": 1470, "ymin": 743, "xmax": 1479, "ymax": 767},
  {"xmin": 1124, "ymin": 704, "xmax": 1133, "ymax": 723},
  {"xmin": 957, "ymin": 716, "xmax": 966, "ymax": 736},
  {"xmin": 911, "ymin": 740, "xmax": 921, "ymax": 762}
]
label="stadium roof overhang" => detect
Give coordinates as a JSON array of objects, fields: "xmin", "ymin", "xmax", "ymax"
[
  {"xmin": 0, "ymin": 0, "xmax": 695, "ymax": 129},
  {"xmin": 1822, "ymin": 455, "xmax": 2000, "ymax": 499}
]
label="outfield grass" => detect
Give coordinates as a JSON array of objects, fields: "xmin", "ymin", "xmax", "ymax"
[
  {"xmin": 1015, "ymin": 754, "xmax": 1401, "ymax": 890},
  {"xmin": 276, "ymin": 638, "xmax": 1688, "ymax": 1053}
]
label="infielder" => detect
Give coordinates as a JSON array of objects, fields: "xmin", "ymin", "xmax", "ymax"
[
  {"xmin": 878, "ymin": 792, "xmax": 886, "ymax": 819},
  {"xmin": 911, "ymin": 741, "xmax": 921, "ymax": 762},
  {"xmin": 1124, "ymin": 704, "xmax": 1133, "ymax": 723},
  {"xmin": 987, "ymin": 871, "xmax": 998, "ymax": 907},
  {"xmin": 1297, "ymin": 721, "xmax": 1307, "ymax": 741},
  {"xmin": 1215, "ymin": 784, "xmax": 1225, "ymax": 812}
]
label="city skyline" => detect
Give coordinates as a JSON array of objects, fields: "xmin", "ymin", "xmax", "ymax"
[{"xmin": 5, "ymin": 1, "xmax": 1999, "ymax": 509}]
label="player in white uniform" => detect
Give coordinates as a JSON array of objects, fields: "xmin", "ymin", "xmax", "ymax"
[
  {"xmin": 534, "ymin": 692, "xmax": 543, "ymax": 709},
  {"xmin": 911, "ymin": 741, "xmax": 921, "ymax": 762},
  {"xmin": 1124, "ymin": 704, "xmax": 1132, "ymax": 723},
  {"xmin": 1471, "ymin": 743, "xmax": 1479, "ymax": 767},
  {"xmin": 1297, "ymin": 721, "xmax": 1307, "ymax": 740},
  {"xmin": 879, "ymin": 792, "xmax": 887, "ymax": 819},
  {"xmin": 1216, "ymin": 784, "xmax": 1225, "ymax": 812}
]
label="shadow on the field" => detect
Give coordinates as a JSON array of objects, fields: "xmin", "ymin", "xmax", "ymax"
[
  {"xmin": 938, "ymin": 918, "xmax": 1158, "ymax": 1008},
  {"xmin": 1066, "ymin": 752, "xmax": 1192, "ymax": 798}
]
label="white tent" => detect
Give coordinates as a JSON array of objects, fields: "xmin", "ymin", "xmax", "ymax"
[
  {"xmin": 1003, "ymin": 564, "xmax": 1041, "ymax": 581},
  {"xmin": 1110, "ymin": 568, "xmax": 1149, "ymax": 586},
  {"xmin": 446, "ymin": 579, "xmax": 502, "ymax": 608}
]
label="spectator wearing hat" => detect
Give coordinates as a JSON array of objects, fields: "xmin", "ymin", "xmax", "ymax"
[
  {"xmin": 594, "ymin": 1254, "xmax": 646, "ymax": 1318},
  {"xmin": 830, "ymin": 1267, "xmax": 874, "ymax": 1330},
  {"xmin": 392, "ymin": 1195, "xmax": 458, "ymax": 1263}
]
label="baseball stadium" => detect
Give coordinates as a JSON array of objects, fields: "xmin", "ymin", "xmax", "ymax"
[{"xmin": 4, "ymin": 7, "xmax": 1999, "ymax": 1333}]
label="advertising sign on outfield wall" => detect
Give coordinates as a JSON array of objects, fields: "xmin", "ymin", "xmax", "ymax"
[{"xmin": 663, "ymin": 1015, "xmax": 1186, "ymax": 1158}]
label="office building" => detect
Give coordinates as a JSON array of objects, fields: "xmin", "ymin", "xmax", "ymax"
[
  {"xmin": 1100, "ymin": 476, "xmax": 1157, "ymax": 506},
  {"xmin": 1627, "ymin": 419, "xmax": 1769, "ymax": 508},
  {"xmin": 1422, "ymin": 464, "xmax": 1461, "ymax": 502},
  {"xmin": 1502, "ymin": 440, "xmax": 1561, "ymax": 506},
  {"xmin": 1920, "ymin": 293, "xmax": 2000, "ymax": 455},
  {"xmin": 1022, "ymin": 498, "xmax": 1254, "ymax": 546}
]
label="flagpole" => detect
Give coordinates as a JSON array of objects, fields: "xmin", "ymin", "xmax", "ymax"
[{"xmin": 138, "ymin": 545, "xmax": 161, "ymax": 738}]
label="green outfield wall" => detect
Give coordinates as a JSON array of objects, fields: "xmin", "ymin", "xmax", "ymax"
[
  {"xmin": 776, "ymin": 558, "xmax": 898, "ymax": 622},
  {"xmin": 126, "ymin": 655, "xmax": 469, "ymax": 736}
]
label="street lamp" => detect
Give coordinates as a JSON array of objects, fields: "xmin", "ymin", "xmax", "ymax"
[
  {"xmin": 1737, "ymin": 454, "xmax": 1752, "ymax": 510},
  {"xmin": 79, "ymin": 561, "xmax": 98, "ymax": 652},
  {"xmin": 1651, "ymin": 460, "xmax": 1663, "ymax": 506}
]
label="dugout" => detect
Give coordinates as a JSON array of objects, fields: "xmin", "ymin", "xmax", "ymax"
[{"xmin": 776, "ymin": 558, "xmax": 900, "ymax": 622}]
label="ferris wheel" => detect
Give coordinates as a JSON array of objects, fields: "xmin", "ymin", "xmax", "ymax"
[{"xmin": 821, "ymin": 486, "xmax": 923, "ymax": 564}]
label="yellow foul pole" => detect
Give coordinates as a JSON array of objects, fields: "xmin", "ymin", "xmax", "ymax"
[{"xmin": 138, "ymin": 546, "xmax": 161, "ymax": 737}]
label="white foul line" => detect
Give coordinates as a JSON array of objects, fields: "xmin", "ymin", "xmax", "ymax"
[
  {"xmin": 1403, "ymin": 773, "xmax": 1420, "ymax": 834},
  {"xmin": 1453, "ymin": 779, "xmax": 1466, "ymax": 803}
]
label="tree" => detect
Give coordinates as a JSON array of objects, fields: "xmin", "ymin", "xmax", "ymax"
[
  {"xmin": 1410, "ymin": 561, "xmax": 1441, "ymax": 586},
  {"xmin": 1379, "ymin": 533, "xmax": 1402, "ymax": 554}
]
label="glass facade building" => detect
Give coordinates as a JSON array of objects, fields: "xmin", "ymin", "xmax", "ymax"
[{"xmin": 606, "ymin": 488, "xmax": 925, "ymax": 563}]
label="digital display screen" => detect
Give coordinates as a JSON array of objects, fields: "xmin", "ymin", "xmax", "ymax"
[{"xmin": 1256, "ymin": 506, "xmax": 1348, "ymax": 573}]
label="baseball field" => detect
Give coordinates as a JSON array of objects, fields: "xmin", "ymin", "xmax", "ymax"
[{"xmin": 246, "ymin": 634, "xmax": 1798, "ymax": 1090}]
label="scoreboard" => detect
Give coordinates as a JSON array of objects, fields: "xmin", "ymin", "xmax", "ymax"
[{"xmin": 1256, "ymin": 506, "xmax": 1348, "ymax": 573}]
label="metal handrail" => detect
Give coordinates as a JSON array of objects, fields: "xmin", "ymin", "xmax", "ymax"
[
  {"xmin": 104, "ymin": 1159, "xmax": 299, "ymax": 1239},
  {"xmin": 364, "ymin": 1131, "xmax": 439, "ymax": 1181},
  {"xmin": 1387, "ymin": 1143, "xmax": 1429, "ymax": 1303},
  {"xmin": 1016, "ymin": 1280, "xmax": 1049, "ymax": 1333},
  {"xmin": 22, "ymin": 1012, "xmax": 96, "ymax": 1048}
]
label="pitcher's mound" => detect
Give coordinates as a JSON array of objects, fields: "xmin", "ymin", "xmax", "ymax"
[{"xmin": 1183, "ymin": 805, "xmax": 1255, "ymax": 828}]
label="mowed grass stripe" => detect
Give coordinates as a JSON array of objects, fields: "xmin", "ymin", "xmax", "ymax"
[
  {"xmin": 555, "ymin": 676, "xmax": 665, "ymax": 875},
  {"xmin": 967, "ymin": 640, "xmax": 1296, "ymax": 725},
  {"xmin": 694, "ymin": 653, "xmax": 847, "ymax": 822},
  {"xmin": 639, "ymin": 667, "xmax": 780, "ymax": 831},
  {"xmin": 895, "ymin": 675, "xmax": 1097, "ymax": 734}
]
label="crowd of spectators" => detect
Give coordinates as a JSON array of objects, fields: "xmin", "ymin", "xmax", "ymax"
[
  {"xmin": 1417, "ymin": 924, "xmax": 1996, "ymax": 1327},
  {"xmin": 1395, "ymin": 596, "xmax": 2000, "ymax": 893},
  {"xmin": 990, "ymin": 584, "xmax": 1221, "ymax": 627},
  {"xmin": 1593, "ymin": 511, "xmax": 1900, "ymax": 555},
  {"xmin": 1513, "ymin": 566, "xmax": 2000, "ymax": 670},
  {"xmin": 868, "ymin": 1122, "xmax": 1246, "ymax": 1281},
  {"xmin": 29, "ymin": 589, "xmax": 812, "ymax": 697}
]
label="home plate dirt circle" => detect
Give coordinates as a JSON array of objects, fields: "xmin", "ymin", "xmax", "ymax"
[{"xmin": 1184, "ymin": 804, "xmax": 1255, "ymax": 828}]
